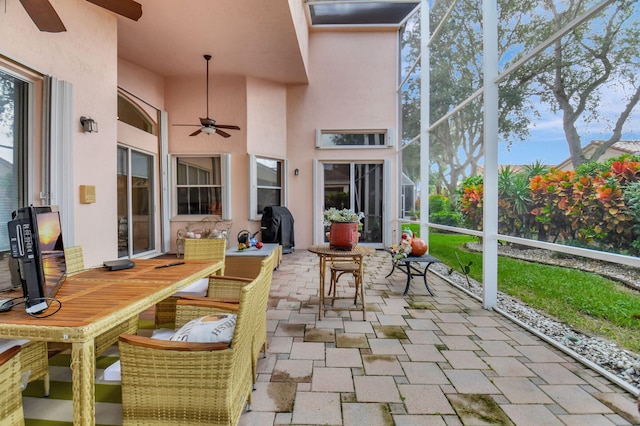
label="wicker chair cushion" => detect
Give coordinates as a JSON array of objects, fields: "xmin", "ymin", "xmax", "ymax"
[
  {"xmin": 104, "ymin": 315, "xmax": 236, "ymax": 382},
  {"xmin": 0, "ymin": 339, "xmax": 30, "ymax": 390},
  {"xmin": 170, "ymin": 314, "xmax": 236, "ymax": 344},
  {"xmin": 172, "ymin": 277, "xmax": 209, "ymax": 297}
]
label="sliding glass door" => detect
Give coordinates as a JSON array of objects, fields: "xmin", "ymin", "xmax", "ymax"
[
  {"xmin": 323, "ymin": 162, "xmax": 384, "ymax": 245},
  {"xmin": 117, "ymin": 146, "xmax": 155, "ymax": 257}
]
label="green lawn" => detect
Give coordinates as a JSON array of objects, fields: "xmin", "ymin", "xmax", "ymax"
[{"xmin": 427, "ymin": 232, "xmax": 640, "ymax": 353}]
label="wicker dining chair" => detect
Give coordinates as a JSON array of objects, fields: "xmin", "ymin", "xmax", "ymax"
[
  {"xmin": 49, "ymin": 246, "xmax": 138, "ymax": 356},
  {"xmin": 0, "ymin": 345, "xmax": 24, "ymax": 426},
  {"xmin": 155, "ymin": 237, "xmax": 228, "ymax": 327},
  {"xmin": 178, "ymin": 251, "xmax": 275, "ymax": 385},
  {"xmin": 19, "ymin": 341, "xmax": 50, "ymax": 397},
  {"xmin": 63, "ymin": 246, "xmax": 85, "ymax": 275},
  {"xmin": 183, "ymin": 238, "xmax": 228, "ymax": 270},
  {"xmin": 328, "ymin": 255, "xmax": 364, "ymax": 306},
  {"xmin": 118, "ymin": 273, "xmax": 259, "ymax": 425},
  {"xmin": 328, "ymin": 263, "xmax": 362, "ymax": 304}
]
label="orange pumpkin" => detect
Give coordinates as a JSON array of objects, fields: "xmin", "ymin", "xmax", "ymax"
[{"xmin": 409, "ymin": 233, "xmax": 428, "ymax": 256}]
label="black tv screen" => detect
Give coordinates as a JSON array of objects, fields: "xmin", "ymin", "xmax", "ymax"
[
  {"xmin": 7, "ymin": 206, "xmax": 66, "ymax": 314},
  {"xmin": 35, "ymin": 210, "xmax": 67, "ymax": 298}
]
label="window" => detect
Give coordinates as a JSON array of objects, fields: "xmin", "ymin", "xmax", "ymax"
[
  {"xmin": 0, "ymin": 69, "xmax": 28, "ymax": 253},
  {"xmin": 118, "ymin": 146, "xmax": 155, "ymax": 257},
  {"xmin": 117, "ymin": 93, "xmax": 156, "ymax": 135},
  {"xmin": 249, "ymin": 155, "xmax": 285, "ymax": 219},
  {"xmin": 316, "ymin": 129, "xmax": 393, "ymax": 148},
  {"xmin": 0, "ymin": 64, "xmax": 36, "ymax": 291},
  {"xmin": 307, "ymin": 1, "xmax": 419, "ymax": 27},
  {"xmin": 176, "ymin": 157, "xmax": 223, "ymax": 215}
]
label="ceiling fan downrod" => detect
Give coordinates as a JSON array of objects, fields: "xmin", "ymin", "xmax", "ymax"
[{"xmin": 204, "ymin": 54, "xmax": 211, "ymax": 119}]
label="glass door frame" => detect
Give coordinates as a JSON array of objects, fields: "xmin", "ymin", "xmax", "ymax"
[
  {"xmin": 117, "ymin": 145, "xmax": 157, "ymax": 258},
  {"xmin": 316, "ymin": 160, "xmax": 387, "ymax": 249}
]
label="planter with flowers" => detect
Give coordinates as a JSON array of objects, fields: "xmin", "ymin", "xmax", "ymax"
[{"xmin": 323, "ymin": 208, "xmax": 365, "ymax": 250}]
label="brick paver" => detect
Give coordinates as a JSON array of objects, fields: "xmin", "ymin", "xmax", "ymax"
[{"xmin": 240, "ymin": 249, "xmax": 640, "ymax": 425}]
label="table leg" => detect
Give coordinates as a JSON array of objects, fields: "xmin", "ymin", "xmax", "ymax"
[
  {"xmin": 385, "ymin": 258, "xmax": 397, "ymax": 278},
  {"xmin": 71, "ymin": 340, "xmax": 96, "ymax": 425},
  {"xmin": 402, "ymin": 261, "xmax": 412, "ymax": 296},
  {"xmin": 422, "ymin": 262, "xmax": 435, "ymax": 296},
  {"xmin": 318, "ymin": 256, "xmax": 325, "ymax": 320},
  {"xmin": 359, "ymin": 254, "xmax": 366, "ymax": 320}
]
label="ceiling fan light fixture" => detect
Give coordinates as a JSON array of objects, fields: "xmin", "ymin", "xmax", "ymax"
[{"xmin": 172, "ymin": 54, "xmax": 240, "ymax": 138}]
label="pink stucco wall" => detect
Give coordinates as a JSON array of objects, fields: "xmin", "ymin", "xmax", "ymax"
[
  {"xmin": 287, "ymin": 31, "xmax": 398, "ymax": 248},
  {"xmin": 0, "ymin": 0, "xmax": 120, "ymax": 267},
  {"xmin": 1, "ymin": 0, "xmax": 399, "ymax": 259}
]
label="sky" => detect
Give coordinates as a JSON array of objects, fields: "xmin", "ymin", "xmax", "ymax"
[
  {"xmin": 498, "ymin": 87, "xmax": 640, "ymax": 166},
  {"xmin": 498, "ymin": 124, "xmax": 640, "ymax": 167}
]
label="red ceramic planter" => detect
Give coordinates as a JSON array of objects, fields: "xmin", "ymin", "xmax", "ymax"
[{"xmin": 329, "ymin": 222, "xmax": 359, "ymax": 250}]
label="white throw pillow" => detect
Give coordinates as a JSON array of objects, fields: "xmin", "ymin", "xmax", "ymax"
[
  {"xmin": 151, "ymin": 328, "xmax": 175, "ymax": 340},
  {"xmin": 173, "ymin": 277, "xmax": 209, "ymax": 297},
  {"xmin": 169, "ymin": 314, "xmax": 236, "ymax": 344},
  {"xmin": 103, "ymin": 360, "xmax": 121, "ymax": 382}
]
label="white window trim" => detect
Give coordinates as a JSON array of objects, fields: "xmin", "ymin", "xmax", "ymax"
[
  {"xmin": 170, "ymin": 153, "xmax": 231, "ymax": 221},
  {"xmin": 248, "ymin": 154, "xmax": 287, "ymax": 221},
  {"xmin": 315, "ymin": 128, "xmax": 394, "ymax": 149},
  {"xmin": 117, "ymin": 145, "xmax": 158, "ymax": 258},
  {"xmin": 47, "ymin": 77, "xmax": 75, "ymax": 246}
]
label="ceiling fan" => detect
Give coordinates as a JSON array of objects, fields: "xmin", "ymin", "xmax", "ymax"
[
  {"xmin": 173, "ymin": 55, "xmax": 241, "ymax": 138},
  {"xmin": 19, "ymin": 0, "xmax": 142, "ymax": 33}
]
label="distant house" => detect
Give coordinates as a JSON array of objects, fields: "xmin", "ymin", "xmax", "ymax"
[{"xmin": 557, "ymin": 140, "xmax": 640, "ymax": 171}]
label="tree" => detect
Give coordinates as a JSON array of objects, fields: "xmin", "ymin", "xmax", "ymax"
[
  {"xmin": 0, "ymin": 73, "xmax": 16, "ymax": 140},
  {"xmin": 403, "ymin": 0, "xmax": 639, "ymax": 207},
  {"xmin": 399, "ymin": 10, "xmax": 422, "ymax": 189},
  {"xmin": 511, "ymin": 0, "xmax": 640, "ymax": 168},
  {"xmin": 428, "ymin": 0, "xmax": 532, "ymax": 198}
]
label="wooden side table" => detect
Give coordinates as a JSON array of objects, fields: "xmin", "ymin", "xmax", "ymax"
[{"xmin": 308, "ymin": 244, "xmax": 374, "ymax": 320}]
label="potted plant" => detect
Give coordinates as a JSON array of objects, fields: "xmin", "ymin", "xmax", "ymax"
[{"xmin": 323, "ymin": 208, "xmax": 365, "ymax": 250}]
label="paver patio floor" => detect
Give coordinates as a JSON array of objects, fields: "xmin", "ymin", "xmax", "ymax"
[{"xmin": 239, "ymin": 248, "xmax": 640, "ymax": 425}]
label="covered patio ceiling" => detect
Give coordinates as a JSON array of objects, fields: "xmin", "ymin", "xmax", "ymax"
[
  {"xmin": 116, "ymin": 0, "xmax": 309, "ymax": 83},
  {"xmin": 116, "ymin": 0, "xmax": 418, "ymax": 83}
]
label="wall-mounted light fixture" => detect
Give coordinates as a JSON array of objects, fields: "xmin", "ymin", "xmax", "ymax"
[
  {"xmin": 80, "ymin": 116, "xmax": 98, "ymax": 133},
  {"xmin": 294, "ymin": 168, "xmax": 300, "ymax": 176}
]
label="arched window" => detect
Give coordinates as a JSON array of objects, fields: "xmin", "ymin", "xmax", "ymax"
[{"xmin": 117, "ymin": 93, "xmax": 155, "ymax": 135}]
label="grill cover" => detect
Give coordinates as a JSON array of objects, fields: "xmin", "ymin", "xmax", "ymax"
[{"xmin": 261, "ymin": 206, "xmax": 295, "ymax": 254}]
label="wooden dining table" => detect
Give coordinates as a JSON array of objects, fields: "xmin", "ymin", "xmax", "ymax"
[
  {"xmin": 308, "ymin": 244, "xmax": 375, "ymax": 320},
  {"xmin": 0, "ymin": 258, "xmax": 223, "ymax": 426}
]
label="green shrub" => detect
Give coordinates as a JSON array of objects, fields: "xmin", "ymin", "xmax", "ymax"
[
  {"xmin": 430, "ymin": 210, "xmax": 462, "ymax": 226},
  {"xmin": 429, "ymin": 194, "xmax": 448, "ymax": 213}
]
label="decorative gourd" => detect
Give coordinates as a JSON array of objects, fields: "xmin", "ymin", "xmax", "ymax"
[{"xmin": 409, "ymin": 233, "xmax": 428, "ymax": 256}]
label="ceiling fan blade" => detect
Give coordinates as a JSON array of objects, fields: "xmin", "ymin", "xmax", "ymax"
[
  {"xmin": 173, "ymin": 124, "xmax": 200, "ymax": 127},
  {"xmin": 20, "ymin": 0, "xmax": 66, "ymax": 32},
  {"xmin": 189, "ymin": 129, "xmax": 202, "ymax": 137},
  {"xmin": 85, "ymin": 0, "xmax": 142, "ymax": 21},
  {"xmin": 214, "ymin": 124, "xmax": 241, "ymax": 130},
  {"xmin": 215, "ymin": 129, "xmax": 231, "ymax": 138}
]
